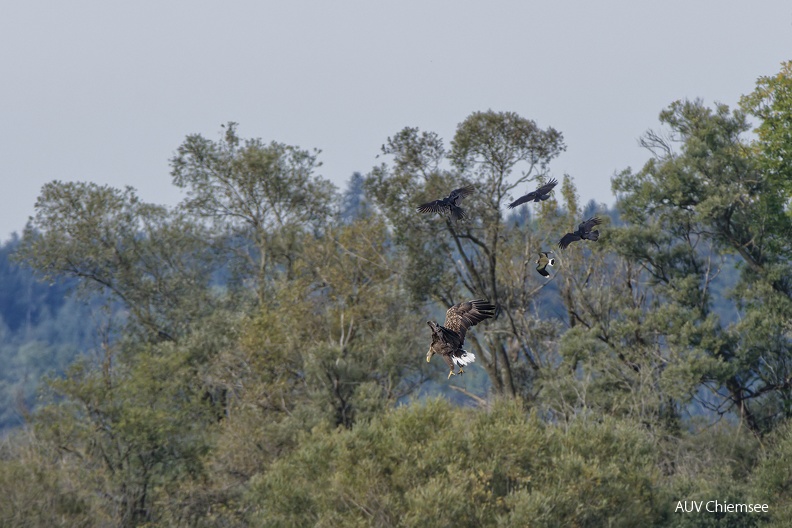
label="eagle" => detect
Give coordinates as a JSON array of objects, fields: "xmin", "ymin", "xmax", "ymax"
[
  {"xmin": 558, "ymin": 217, "xmax": 602, "ymax": 249},
  {"xmin": 507, "ymin": 178, "xmax": 558, "ymax": 209},
  {"xmin": 426, "ymin": 299, "xmax": 495, "ymax": 379},
  {"xmin": 535, "ymin": 251, "xmax": 555, "ymax": 278},
  {"xmin": 417, "ymin": 185, "xmax": 475, "ymax": 221}
]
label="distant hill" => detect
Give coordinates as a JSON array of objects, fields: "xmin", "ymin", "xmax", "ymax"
[{"xmin": 0, "ymin": 234, "xmax": 102, "ymax": 433}]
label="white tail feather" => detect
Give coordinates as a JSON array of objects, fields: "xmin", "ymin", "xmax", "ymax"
[
  {"xmin": 453, "ymin": 352, "xmax": 476, "ymax": 366},
  {"xmin": 548, "ymin": 258, "xmax": 555, "ymax": 266}
]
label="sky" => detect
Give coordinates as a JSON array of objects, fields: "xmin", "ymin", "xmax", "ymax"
[{"xmin": 2, "ymin": 1, "xmax": 791, "ymax": 241}]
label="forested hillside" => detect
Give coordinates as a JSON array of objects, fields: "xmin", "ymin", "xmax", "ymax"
[
  {"xmin": 0, "ymin": 236, "xmax": 105, "ymax": 433},
  {"xmin": 1, "ymin": 63, "xmax": 792, "ymax": 527}
]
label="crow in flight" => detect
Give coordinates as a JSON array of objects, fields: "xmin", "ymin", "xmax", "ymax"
[
  {"xmin": 558, "ymin": 217, "xmax": 602, "ymax": 249},
  {"xmin": 507, "ymin": 178, "xmax": 558, "ymax": 209},
  {"xmin": 417, "ymin": 185, "xmax": 475, "ymax": 221}
]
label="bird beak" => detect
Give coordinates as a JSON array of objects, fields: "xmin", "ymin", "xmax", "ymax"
[{"xmin": 426, "ymin": 349, "xmax": 434, "ymax": 362}]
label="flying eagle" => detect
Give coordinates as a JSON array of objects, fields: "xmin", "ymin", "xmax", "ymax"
[
  {"xmin": 507, "ymin": 178, "xmax": 558, "ymax": 209},
  {"xmin": 558, "ymin": 217, "xmax": 602, "ymax": 249},
  {"xmin": 426, "ymin": 299, "xmax": 495, "ymax": 379},
  {"xmin": 536, "ymin": 251, "xmax": 555, "ymax": 278},
  {"xmin": 417, "ymin": 185, "xmax": 475, "ymax": 221}
]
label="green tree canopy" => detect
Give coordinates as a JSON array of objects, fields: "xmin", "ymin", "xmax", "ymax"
[
  {"xmin": 17, "ymin": 181, "xmax": 215, "ymax": 343},
  {"xmin": 170, "ymin": 122, "xmax": 336, "ymax": 302},
  {"xmin": 366, "ymin": 110, "xmax": 567, "ymax": 399}
]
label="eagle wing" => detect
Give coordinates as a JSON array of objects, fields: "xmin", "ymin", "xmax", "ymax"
[
  {"xmin": 443, "ymin": 299, "xmax": 496, "ymax": 344},
  {"xmin": 439, "ymin": 325, "xmax": 463, "ymax": 348},
  {"xmin": 558, "ymin": 232, "xmax": 581, "ymax": 249},
  {"xmin": 416, "ymin": 199, "xmax": 449, "ymax": 215},
  {"xmin": 507, "ymin": 178, "xmax": 558, "ymax": 209}
]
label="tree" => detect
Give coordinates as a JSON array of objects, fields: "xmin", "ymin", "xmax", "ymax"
[
  {"xmin": 366, "ymin": 111, "xmax": 566, "ymax": 399},
  {"xmin": 207, "ymin": 213, "xmax": 427, "ymax": 439},
  {"xmin": 170, "ymin": 122, "xmax": 336, "ymax": 303},
  {"xmin": 245, "ymin": 398, "xmax": 665, "ymax": 527},
  {"xmin": 340, "ymin": 171, "xmax": 371, "ymax": 223},
  {"xmin": 17, "ymin": 181, "xmax": 215, "ymax": 344},
  {"xmin": 740, "ymin": 60, "xmax": 792, "ymax": 198},
  {"xmin": 611, "ymin": 98, "xmax": 792, "ymax": 434},
  {"xmin": 29, "ymin": 337, "xmax": 218, "ymax": 527}
]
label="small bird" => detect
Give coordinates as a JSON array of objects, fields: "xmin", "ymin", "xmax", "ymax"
[
  {"xmin": 535, "ymin": 251, "xmax": 555, "ymax": 278},
  {"xmin": 426, "ymin": 299, "xmax": 495, "ymax": 379},
  {"xmin": 507, "ymin": 178, "xmax": 558, "ymax": 209},
  {"xmin": 558, "ymin": 217, "xmax": 602, "ymax": 249},
  {"xmin": 417, "ymin": 185, "xmax": 475, "ymax": 221}
]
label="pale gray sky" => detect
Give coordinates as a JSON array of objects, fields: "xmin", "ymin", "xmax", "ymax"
[{"xmin": 2, "ymin": 1, "xmax": 791, "ymax": 241}]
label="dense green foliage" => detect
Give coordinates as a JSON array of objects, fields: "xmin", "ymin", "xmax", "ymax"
[{"xmin": 2, "ymin": 63, "xmax": 792, "ymax": 526}]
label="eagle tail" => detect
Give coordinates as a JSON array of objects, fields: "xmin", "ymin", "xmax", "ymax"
[{"xmin": 453, "ymin": 351, "xmax": 476, "ymax": 366}]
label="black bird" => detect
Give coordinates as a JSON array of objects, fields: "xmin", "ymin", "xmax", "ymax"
[
  {"xmin": 417, "ymin": 185, "xmax": 475, "ymax": 221},
  {"xmin": 426, "ymin": 299, "xmax": 495, "ymax": 379},
  {"xmin": 558, "ymin": 217, "xmax": 602, "ymax": 249},
  {"xmin": 535, "ymin": 251, "xmax": 555, "ymax": 278},
  {"xmin": 507, "ymin": 178, "xmax": 558, "ymax": 209}
]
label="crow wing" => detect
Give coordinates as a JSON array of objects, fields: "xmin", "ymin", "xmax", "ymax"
[
  {"xmin": 507, "ymin": 190, "xmax": 539, "ymax": 209},
  {"xmin": 449, "ymin": 204, "xmax": 468, "ymax": 221},
  {"xmin": 579, "ymin": 217, "xmax": 602, "ymax": 235},
  {"xmin": 507, "ymin": 178, "xmax": 558, "ymax": 209},
  {"xmin": 416, "ymin": 199, "xmax": 449, "ymax": 215},
  {"xmin": 558, "ymin": 232, "xmax": 581, "ymax": 249},
  {"xmin": 443, "ymin": 299, "xmax": 496, "ymax": 344},
  {"xmin": 448, "ymin": 184, "xmax": 475, "ymax": 203}
]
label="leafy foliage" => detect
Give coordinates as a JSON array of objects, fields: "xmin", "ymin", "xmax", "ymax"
[
  {"xmin": 247, "ymin": 399, "xmax": 663, "ymax": 527},
  {"xmin": 5, "ymin": 62, "xmax": 792, "ymax": 525},
  {"xmin": 366, "ymin": 111, "xmax": 567, "ymax": 399}
]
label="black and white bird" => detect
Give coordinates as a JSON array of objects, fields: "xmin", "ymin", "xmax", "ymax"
[
  {"xmin": 426, "ymin": 299, "xmax": 495, "ymax": 379},
  {"xmin": 535, "ymin": 251, "xmax": 555, "ymax": 278},
  {"xmin": 417, "ymin": 185, "xmax": 475, "ymax": 221},
  {"xmin": 558, "ymin": 217, "xmax": 602, "ymax": 249},
  {"xmin": 507, "ymin": 178, "xmax": 558, "ymax": 209}
]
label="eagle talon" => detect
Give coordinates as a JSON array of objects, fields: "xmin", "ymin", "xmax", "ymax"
[{"xmin": 447, "ymin": 368, "xmax": 465, "ymax": 379}]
